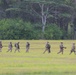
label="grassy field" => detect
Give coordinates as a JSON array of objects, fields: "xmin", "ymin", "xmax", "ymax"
[{"xmin": 0, "ymin": 40, "xmax": 76, "ymax": 75}]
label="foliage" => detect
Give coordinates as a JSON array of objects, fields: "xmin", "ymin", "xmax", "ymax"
[
  {"xmin": 44, "ymin": 24, "xmax": 62, "ymax": 39},
  {"xmin": 0, "ymin": 19, "xmax": 35, "ymax": 39},
  {"xmin": 0, "ymin": 0, "xmax": 76, "ymax": 39},
  {"xmin": 0, "ymin": 19, "xmax": 63, "ymax": 40}
]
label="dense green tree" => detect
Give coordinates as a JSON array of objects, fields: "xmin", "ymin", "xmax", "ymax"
[
  {"xmin": 0, "ymin": 0, "xmax": 76, "ymax": 39},
  {"xmin": 0, "ymin": 19, "xmax": 63, "ymax": 39}
]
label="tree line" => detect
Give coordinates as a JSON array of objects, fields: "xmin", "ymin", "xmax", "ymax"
[{"xmin": 0, "ymin": 0, "xmax": 76, "ymax": 40}]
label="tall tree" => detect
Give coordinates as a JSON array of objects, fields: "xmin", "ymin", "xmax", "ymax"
[{"xmin": 8, "ymin": 0, "xmax": 55, "ymax": 39}]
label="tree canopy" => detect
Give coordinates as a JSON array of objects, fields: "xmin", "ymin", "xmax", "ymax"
[{"xmin": 0, "ymin": 0, "xmax": 76, "ymax": 39}]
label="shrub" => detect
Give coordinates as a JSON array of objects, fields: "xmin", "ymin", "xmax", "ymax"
[
  {"xmin": 44, "ymin": 24, "xmax": 63, "ymax": 40},
  {"xmin": 0, "ymin": 19, "xmax": 34, "ymax": 39}
]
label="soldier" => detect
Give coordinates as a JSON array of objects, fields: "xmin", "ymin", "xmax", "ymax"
[
  {"xmin": 69, "ymin": 43, "xmax": 76, "ymax": 55},
  {"xmin": 43, "ymin": 42, "xmax": 51, "ymax": 54},
  {"xmin": 26, "ymin": 42, "xmax": 30, "ymax": 52},
  {"xmin": 14, "ymin": 42, "xmax": 20, "ymax": 53},
  {"xmin": 7, "ymin": 42, "xmax": 13, "ymax": 52},
  {"xmin": 57, "ymin": 42, "xmax": 66, "ymax": 54},
  {"xmin": 0, "ymin": 41, "xmax": 3, "ymax": 52}
]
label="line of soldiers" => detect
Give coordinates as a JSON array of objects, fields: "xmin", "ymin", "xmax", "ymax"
[
  {"xmin": 0, "ymin": 41, "xmax": 30, "ymax": 53},
  {"xmin": 6, "ymin": 42, "xmax": 20, "ymax": 53},
  {"xmin": 0, "ymin": 40, "xmax": 76, "ymax": 54},
  {"xmin": 43, "ymin": 42, "xmax": 76, "ymax": 55}
]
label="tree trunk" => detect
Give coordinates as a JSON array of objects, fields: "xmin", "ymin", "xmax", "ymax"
[{"xmin": 40, "ymin": 4, "xmax": 47, "ymax": 39}]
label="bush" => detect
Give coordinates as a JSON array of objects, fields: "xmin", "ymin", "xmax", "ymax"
[
  {"xmin": 0, "ymin": 19, "xmax": 63, "ymax": 40},
  {"xmin": 0, "ymin": 19, "xmax": 34, "ymax": 39},
  {"xmin": 44, "ymin": 24, "xmax": 63, "ymax": 40}
]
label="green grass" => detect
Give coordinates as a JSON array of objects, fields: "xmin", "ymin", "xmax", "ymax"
[{"xmin": 0, "ymin": 40, "xmax": 76, "ymax": 75}]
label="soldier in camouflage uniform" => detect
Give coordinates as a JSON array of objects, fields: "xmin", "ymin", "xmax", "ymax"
[
  {"xmin": 69, "ymin": 43, "xmax": 76, "ymax": 55},
  {"xmin": 57, "ymin": 42, "xmax": 66, "ymax": 54},
  {"xmin": 26, "ymin": 42, "xmax": 30, "ymax": 52},
  {"xmin": 14, "ymin": 42, "xmax": 20, "ymax": 53},
  {"xmin": 43, "ymin": 42, "xmax": 51, "ymax": 54},
  {"xmin": 0, "ymin": 41, "xmax": 3, "ymax": 52},
  {"xmin": 7, "ymin": 42, "xmax": 13, "ymax": 52}
]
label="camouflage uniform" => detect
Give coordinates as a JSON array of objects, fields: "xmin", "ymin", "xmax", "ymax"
[
  {"xmin": 43, "ymin": 42, "xmax": 51, "ymax": 54},
  {"xmin": 0, "ymin": 41, "xmax": 3, "ymax": 52},
  {"xmin": 57, "ymin": 42, "xmax": 66, "ymax": 54},
  {"xmin": 14, "ymin": 42, "xmax": 20, "ymax": 53},
  {"xmin": 7, "ymin": 42, "xmax": 13, "ymax": 52},
  {"xmin": 69, "ymin": 43, "xmax": 76, "ymax": 55},
  {"xmin": 26, "ymin": 42, "xmax": 30, "ymax": 52}
]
